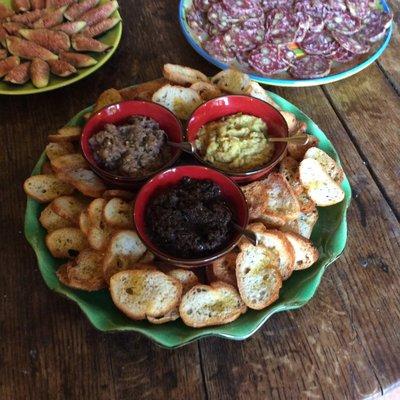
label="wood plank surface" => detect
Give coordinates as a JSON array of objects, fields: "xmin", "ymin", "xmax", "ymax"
[{"xmin": 0, "ymin": 0, "xmax": 399, "ymax": 399}]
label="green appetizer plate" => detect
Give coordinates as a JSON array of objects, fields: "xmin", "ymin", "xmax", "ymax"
[
  {"xmin": 24, "ymin": 92, "xmax": 352, "ymax": 348},
  {"xmin": 0, "ymin": 0, "xmax": 122, "ymax": 95}
]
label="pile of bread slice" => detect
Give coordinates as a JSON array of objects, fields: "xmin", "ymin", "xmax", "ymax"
[{"xmin": 23, "ymin": 64, "xmax": 346, "ymax": 328}]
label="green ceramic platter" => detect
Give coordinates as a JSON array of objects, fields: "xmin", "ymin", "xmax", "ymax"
[
  {"xmin": 0, "ymin": 0, "xmax": 122, "ymax": 95},
  {"xmin": 24, "ymin": 92, "xmax": 352, "ymax": 348}
]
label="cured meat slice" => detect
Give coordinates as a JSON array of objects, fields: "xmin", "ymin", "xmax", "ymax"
[
  {"xmin": 332, "ymin": 31, "xmax": 370, "ymax": 54},
  {"xmin": 265, "ymin": 8, "xmax": 299, "ymax": 45},
  {"xmin": 326, "ymin": 11, "xmax": 362, "ymax": 35},
  {"xmin": 222, "ymin": 0, "xmax": 264, "ymax": 19},
  {"xmin": 346, "ymin": 0, "xmax": 369, "ymax": 19},
  {"xmin": 358, "ymin": 10, "xmax": 393, "ymax": 43},
  {"xmin": 289, "ymin": 55, "xmax": 331, "ymax": 79},
  {"xmin": 194, "ymin": 0, "xmax": 217, "ymax": 13},
  {"xmin": 262, "ymin": 0, "xmax": 293, "ymax": 12},
  {"xmin": 207, "ymin": 3, "xmax": 238, "ymax": 32},
  {"xmin": 223, "ymin": 25, "xmax": 258, "ymax": 52},
  {"xmin": 186, "ymin": 7, "xmax": 208, "ymax": 41},
  {"xmin": 248, "ymin": 44, "xmax": 289, "ymax": 75},
  {"xmin": 301, "ymin": 31, "xmax": 340, "ymax": 56},
  {"xmin": 330, "ymin": 47, "xmax": 357, "ymax": 63},
  {"xmin": 294, "ymin": 12, "xmax": 311, "ymax": 42},
  {"xmin": 203, "ymin": 34, "xmax": 236, "ymax": 63}
]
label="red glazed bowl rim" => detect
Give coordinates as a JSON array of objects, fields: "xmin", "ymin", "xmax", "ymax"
[
  {"xmin": 186, "ymin": 94, "xmax": 289, "ymax": 178},
  {"xmin": 81, "ymin": 100, "xmax": 184, "ymax": 184},
  {"xmin": 133, "ymin": 165, "xmax": 250, "ymax": 267}
]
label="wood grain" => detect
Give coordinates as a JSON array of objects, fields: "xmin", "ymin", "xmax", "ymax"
[{"xmin": 0, "ymin": 0, "xmax": 399, "ymax": 399}]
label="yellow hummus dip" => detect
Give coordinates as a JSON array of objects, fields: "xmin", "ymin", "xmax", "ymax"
[{"xmin": 195, "ymin": 113, "xmax": 275, "ymax": 172}]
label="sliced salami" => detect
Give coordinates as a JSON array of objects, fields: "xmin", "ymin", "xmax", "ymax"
[
  {"xmin": 222, "ymin": 0, "xmax": 264, "ymax": 19},
  {"xmin": 330, "ymin": 47, "xmax": 357, "ymax": 63},
  {"xmin": 265, "ymin": 8, "xmax": 299, "ymax": 45},
  {"xmin": 203, "ymin": 34, "xmax": 236, "ymax": 63},
  {"xmin": 346, "ymin": 0, "xmax": 369, "ymax": 19},
  {"xmin": 294, "ymin": 12, "xmax": 311, "ymax": 43},
  {"xmin": 194, "ymin": 0, "xmax": 217, "ymax": 12},
  {"xmin": 301, "ymin": 31, "xmax": 340, "ymax": 56},
  {"xmin": 332, "ymin": 31, "xmax": 370, "ymax": 54},
  {"xmin": 358, "ymin": 10, "xmax": 393, "ymax": 42},
  {"xmin": 326, "ymin": 11, "xmax": 362, "ymax": 35},
  {"xmin": 207, "ymin": 3, "xmax": 238, "ymax": 32},
  {"xmin": 262, "ymin": 0, "xmax": 293, "ymax": 12},
  {"xmin": 187, "ymin": 7, "xmax": 209, "ymax": 40},
  {"xmin": 329, "ymin": 0, "xmax": 347, "ymax": 12},
  {"xmin": 289, "ymin": 55, "xmax": 332, "ymax": 78},
  {"xmin": 248, "ymin": 44, "xmax": 289, "ymax": 75},
  {"xmin": 223, "ymin": 25, "xmax": 258, "ymax": 52}
]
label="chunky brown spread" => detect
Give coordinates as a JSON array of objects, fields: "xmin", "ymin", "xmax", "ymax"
[
  {"xmin": 89, "ymin": 116, "xmax": 172, "ymax": 178},
  {"xmin": 146, "ymin": 177, "xmax": 233, "ymax": 258}
]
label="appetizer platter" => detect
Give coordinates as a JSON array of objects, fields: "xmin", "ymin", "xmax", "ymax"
[
  {"xmin": 0, "ymin": 0, "xmax": 121, "ymax": 94},
  {"xmin": 24, "ymin": 64, "xmax": 351, "ymax": 348},
  {"xmin": 179, "ymin": 0, "xmax": 393, "ymax": 87}
]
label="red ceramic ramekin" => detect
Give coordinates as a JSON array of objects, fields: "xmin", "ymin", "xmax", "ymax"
[
  {"xmin": 81, "ymin": 100, "xmax": 183, "ymax": 188},
  {"xmin": 186, "ymin": 95, "xmax": 288, "ymax": 183},
  {"xmin": 133, "ymin": 165, "xmax": 249, "ymax": 268}
]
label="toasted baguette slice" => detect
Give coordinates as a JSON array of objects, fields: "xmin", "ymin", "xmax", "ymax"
[
  {"xmin": 57, "ymin": 168, "xmax": 106, "ymax": 198},
  {"xmin": 248, "ymin": 223, "xmax": 295, "ymax": 280},
  {"xmin": 288, "ymin": 134, "xmax": 318, "ymax": 160},
  {"xmin": 102, "ymin": 189, "xmax": 136, "ymax": 201},
  {"xmin": 103, "ymin": 197, "xmax": 133, "ymax": 229},
  {"xmin": 279, "ymin": 156, "xmax": 303, "ymax": 195},
  {"xmin": 280, "ymin": 111, "xmax": 298, "ymax": 135},
  {"xmin": 163, "ymin": 63, "xmax": 208, "ymax": 85},
  {"xmin": 152, "ymin": 84, "xmax": 202, "ymax": 120},
  {"xmin": 211, "ymin": 69, "xmax": 250, "ymax": 94},
  {"xmin": 50, "ymin": 195, "xmax": 87, "ymax": 224},
  {"xmin": 46, "ymin": 227, "xmax": 89, "ymax": 258},
  {"xmin": 92, "ymin": 88, "xmax": 122, "ymax": 114},
  {"xmin": 283, "ymin": 232, "xmax": 319, "ymax": 270},
  {"xmin": 147, "ymin": 309, "xmax": 180, "ymax": 324},
  {"xmin": 48, "ymin": 126, "xmax": 82, "ymax": 142},
  {"xmin": 103, "ymin": 230, "xmax": 147, "ymax": 282},
  {"xmin": 244, "ymin": 81, "xmax": 279, "ymax": 109},
  {"xmin": 79, "ymin": 210, "xmax": 90, "ymax": 236},
  {"xmin": 40, "ymin": 204, "xmax": 73, "ymax": 231},
  {"xmin": 110, "ymin": 270, "xmax": 182, "ymax": 320},
  {"xmin": 206, "ymin": 251, "xmax": 237, "ymax": 287},
  {"xmin": 179, "ymin": 282, "xmax": 246, "ymax": 328},
  {"xmin": 119, "ymin": 78, "xmax": 169, "ymax": 102},
  {"xmin": 297, "ymin": 190, "xmax": 316, "ymax": 213},
  {"xmin": 59, "ymin": 248, "xmax": 106, "ymax": 291},
  {"xmin": 299, "ymin": 159, "xmax": 345, "ymax": 206},
  {"xmin": 242, "ymin": 172, "xmax": 300, "ymax": 226},
  {"xmin": 87, "ymin": 197, "xmax": 106, "ymax": 224},
  {"xmin": 236, "ymin": 242, "xmax": 282, "ymax": 309},
  {"xmin": 51, "ymin": 153, "xmax": 88, "ymax": 172},
  {"xmin": 147, "ymin": 268, "xmax": 199, "ymax": 324},
  {"xmin": 167, "ymin": 269, "xmax": 199, "ymax": 294},
  {"xmin": 45, "ymin": 142, "xmax": 75, "ymax": 161},
  {"xmin": 24, "ymin": 174, "xmax": 74, "ymax": 203},
  {"xmin": 190, "ymin": 81, "xmax": 222, "ymax": 100},
  {"xmin": 304, "ymin": 147, "xmax": 344, "ymax": 184},
  {"xmin": 281, "ymin": 208, "xmax": 319, "ymax": 239}
]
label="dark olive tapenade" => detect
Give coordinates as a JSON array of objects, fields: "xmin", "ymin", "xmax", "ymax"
[
  {"xmin": 89, "ymin": 116, "xmax": 172, "ymax": 178},
  {"xmin": 146, "ymin": 177, "xmax": 233, "ymax": 258}
]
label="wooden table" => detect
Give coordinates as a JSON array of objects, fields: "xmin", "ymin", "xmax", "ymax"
[{"xmin": 1, "ymin": 1, "xmax": 399, "ymax": 399}]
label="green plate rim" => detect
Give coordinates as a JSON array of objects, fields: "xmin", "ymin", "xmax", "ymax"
[
  {"xmin": 24, "ymin": 92, "xmax": 352, "ymax": 349},
  {"xmin": 0, "ymin": 0, "xmax": 122, "ymax": 96}
]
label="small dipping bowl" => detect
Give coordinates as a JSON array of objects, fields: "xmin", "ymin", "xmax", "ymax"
[
  {"xmin": 187, "ymin": 95, "xmax": 289, "ymax": 183},
  {"xmin": 134, "ymin": 165, "xmax": 249, "ymax": 268},
  {"xmin": 81, "ymin": 100, "xmax": 183, "ymax": 188}
]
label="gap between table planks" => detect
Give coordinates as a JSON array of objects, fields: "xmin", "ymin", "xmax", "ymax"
[{"xmin": 0, "ymin": 0, "xmax": 399, "ymax": 399}]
